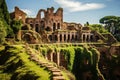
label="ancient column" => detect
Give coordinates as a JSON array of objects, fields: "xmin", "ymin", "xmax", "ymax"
[
  {"xmin": 50, "ymin": 52, "xmax": 53, "ymax": 62},
  {"xmin": 57, "ymin": 52, "xmax": 60, "ymax": 66}
]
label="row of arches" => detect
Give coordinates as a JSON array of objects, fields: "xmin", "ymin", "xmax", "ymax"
[
  {"xmin": 48, "ymin": 33, "xmax": 78, "ymax": 43},
  {"xmin": 46, "ymin": 51, "xmax": 67, "ymax": 68},
  {"xmin": 81, "ymin": 33, "xmax": 100, "ymax": 42}
]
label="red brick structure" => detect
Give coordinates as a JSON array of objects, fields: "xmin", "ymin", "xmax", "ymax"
[
  {"xmin": 10, "ymin": 6, "xmax": 117, "ymax": 43},
  {"xmin": 10, "ymin": 7, "xmax": 26, "ymax": 23}
]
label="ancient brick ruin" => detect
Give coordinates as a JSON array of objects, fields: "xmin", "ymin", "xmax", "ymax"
[
  {"xmin": 10, "ymin": 7, "xmax": 120, "ymax": 80},
  {"xmin": 10, "ymin": 6, "xmax": 117, "ymax": 44}
]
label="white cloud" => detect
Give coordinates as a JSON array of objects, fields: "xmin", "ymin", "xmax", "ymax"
[
  {"xmin": 21, "ymin": 9, "xmax": 35, "ymax": 17},
  {"xmin": 54, "ymin": 0, "xmax": 105, "ymax": 12},
  {"xmin": 21, "ymin": 9, "xmax": 32, "ymax": 15}
]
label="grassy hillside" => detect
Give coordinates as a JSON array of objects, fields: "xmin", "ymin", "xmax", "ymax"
[{"xmin": 0, "ymin": 45, "xmax": 51, "ymax": 80}]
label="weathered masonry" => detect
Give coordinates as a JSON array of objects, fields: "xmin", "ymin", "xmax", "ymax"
[{"xmin": 10, "ymin": 6, "xmax": 117, "ymax": 43}]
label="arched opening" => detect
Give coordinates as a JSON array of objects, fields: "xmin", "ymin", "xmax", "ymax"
[
  {"xmin": 30, "ymin": 24, "xmax": 33, "ymax": 28},
  {"xmin": 72, "ymin": 34, "xmax": 74, "ymax": 41},
  {"xmin": 60, "ymin": 34, "xmax": 62, "ymax": 42},
  {"xmin": 45, "ymin": 26, "xmax": 51, "ymax": 31},
  {"xmin": 86, "ymin": 35, "xmax": 89, "ymax": 42},
  {"xmin": 90, "ymin": 35, "xmax": 93, "ymax": 42},
  {"xmin": 57, "ymin": 23, "xmax": 60, "ymax": 29},
  {"xmin": 49, "ymin": 35, "xmax": 52, "ymax": 41},
  {"xmin": 60, "ymin": 51, "xmax": 67, "ymax": 68},
  {"xmin": 64, "ymin": 34, "xmax": 66, "ymax": 42},
  {"xmin": 22, "ymin": 34, "xmax": 32, "ymax": 43},
  {"xmin": 68, "ymin": 34, "xmax": 70, "ymax": 41},
  {"xmin": 40, "ymin": 11, "xmax": 45, "ymax": 19},
  {"xmin": 35, "ymin": 24, "xmax": 39, "ymax": 32},
  {"xmin": 83, "ymin": 34, "xmax": 86, "ymax": 42},
  {"xmin": 53, "ymin": 23, "xmax": 56, "ymax": 31},
  {"xmin": 54, "ymin": 35, "xmax": 57, "ymax": 41},
  {"xmin": 75, "ymin": 35, "xmax": 77, "ymax": 41}
]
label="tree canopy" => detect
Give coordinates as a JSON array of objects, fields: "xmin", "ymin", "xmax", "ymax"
[
  {"xmin": 100, "ymin": 16, "xmax": 120, "ymax": 41},
  {"xmin": 89, "ymin": 24, "xmax": 108, "ymax": 33}
]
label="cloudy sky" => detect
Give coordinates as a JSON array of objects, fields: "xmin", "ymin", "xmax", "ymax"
[{"xmin": 6, "ymin": 0, "xmax": 120, "ymax": 25}]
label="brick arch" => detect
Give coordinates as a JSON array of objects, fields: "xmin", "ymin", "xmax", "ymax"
[
  {"xmin": 22, "ymin": 33, "xmax": 34, "ymax": 43},
  {"xmin": 36, "ymin": 9, "xmax": 46, "ymax": 19},
  {"xmin": 21, "ymin": 31, "xmax": 42, "ymax": 44}
]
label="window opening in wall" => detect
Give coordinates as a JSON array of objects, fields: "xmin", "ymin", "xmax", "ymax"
[
  {"xmin": 60, "ymin": 34, "xmax": 62, "ymax": 42},
  {"xmin": 72, "ymin": 34, "xmax": 74, "ymax": 41},
  {"xmin": 30, "ymin": 24, "xmax": 33, "ymax": 28},
  {"xmin": 35, "ymin": 24, "xmax": 39, "ymax": 32},
  {"xmin": 90, "ymin": 35, "xmax": 93, "ymax": 42},
  {"xmin": 55, "ymin": 35, "xmax": 57, "ymax": 41},
  {"xmin": 57, "ymin": 23, "xmax": 60, "ymax": 29},
  {"xmin": 83, "ymin": 34, "xmax": 86, "ymax": 42},
  {"xmin": 53, "ymin": 23, "xmax": 56, "ymax": 31},
  {"xmin": 68, "ymin": 34, "xmax": 70, "ymax": 41},
  {"xmin": 87, "ymin": 35, "xmax": 89, "ymax": 42},
  {"xmin": 41, "ymin": 11, "xmax": 45, "ymax": 19},
  {"xmin": 75, "ymin": 35, "xmax": 77, "ymax": 41},
  {"xmin": 49, "ymin": 35, "xmax": 52, "ymax": 41},
  {"xmin": 64, "ymin": 34, "xmax": 66, "ymax": 41}
]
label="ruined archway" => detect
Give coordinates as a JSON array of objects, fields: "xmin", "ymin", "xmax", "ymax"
[
  {"xmin": 36, "ymin": 9, "xmax": 46, "ymax": 19},
  {"xmin": 22, "ymin": 33, "xmax": 33, "ymax": 43},
  {"xmin": 21, "ymin": 30, "xmax": 42, "ymax": 44}
]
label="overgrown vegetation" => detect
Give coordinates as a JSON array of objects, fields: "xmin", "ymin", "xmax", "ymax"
[
  {"xmin": 34, "ymin": 44, "xmax": 105, "ymax": 80},
  {"xmin": 89, "ymin": 24, "xmax": 109, "ymax": 33},
  {"xmin": 0, "ymin": 0, "xmax": 14, "ymax": 44},
  {"xmin": 0, "ymin": 45, "xmax": 51, "ymax": 80}
]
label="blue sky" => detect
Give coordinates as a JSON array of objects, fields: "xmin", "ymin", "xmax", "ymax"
[{"xmin": 6, "ymin": 0, "xmax": 120, "ymax": 25}]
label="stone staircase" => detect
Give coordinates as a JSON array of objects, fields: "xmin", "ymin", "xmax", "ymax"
[{"xmin": 25, "ymin": 45, "xmax": 66, "ymax": 80}]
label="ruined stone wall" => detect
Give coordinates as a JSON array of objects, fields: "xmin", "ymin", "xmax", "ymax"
[{"xmin": 10, "ymin": 7, "xmax": 26, "ymax": 23}]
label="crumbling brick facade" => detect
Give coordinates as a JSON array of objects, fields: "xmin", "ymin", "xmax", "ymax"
[
  {"xmin": 10, "ymin": 7, "xmax": 117, "ymax": 43},
  {"xmin": 10, "ymin": 7, "xmax": 26, "ymax": 24}
]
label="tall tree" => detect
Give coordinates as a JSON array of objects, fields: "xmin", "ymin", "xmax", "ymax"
[
  {"xmin": 100, "ymin": 16, "xmax": 120, "ymax": 41},
  {"xmin": 99, "ymin": 16, "xmax": 118, "ymax": 34},
  {"xmin": 0, "ymin": 0, "xmax": 13, "ymax": 39}
]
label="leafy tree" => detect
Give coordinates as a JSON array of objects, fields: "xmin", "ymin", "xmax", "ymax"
[
  {"xmin": 89, "ymin": 24, "xmax": 108, "ymax": 33},
  {"xmin": 100, "ymin": 16, "xmax": 120, "ymax": 41},
  {"xmin": 0, "ymin": 18, "xmax": 7, "ymax": 44},
  {"xmin": 0, "ymin": 0, "xmax": 11, "ymax": 24},
  {"xmin": 0, "ymin": 0, "xmax": 14, "ymax": 38},
  {"xmin": 11, "ymin": 20, "xmax": 22, "ymax": 34},
  {"xmin": 10, "ymin": 20, "xmax": 22, "ymax": 40},
  {"xmin": 100, "ymin": 16, "xmax": 119, "ymax": 34}
]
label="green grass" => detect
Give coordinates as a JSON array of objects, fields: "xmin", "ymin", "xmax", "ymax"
[{"xmin": 0, "ymin": 45, "xmax": 51, "ymax": 80}]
